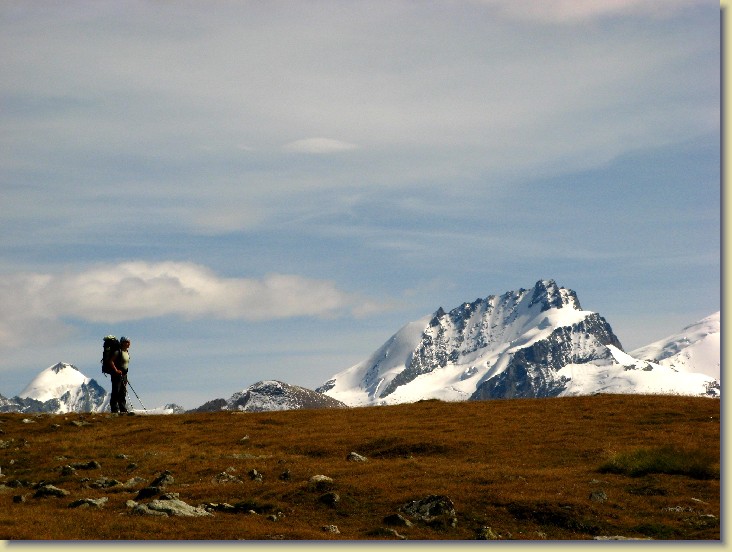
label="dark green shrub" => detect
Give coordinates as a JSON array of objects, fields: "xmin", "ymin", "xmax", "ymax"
[{"xmin": 599, "ymin": 445, "xmax": 718, "ymax": 479}]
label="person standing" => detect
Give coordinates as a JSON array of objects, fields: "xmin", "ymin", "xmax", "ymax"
[{"xmin": 109, "ymin": 337, "xmax": 131, "ymax": 414}]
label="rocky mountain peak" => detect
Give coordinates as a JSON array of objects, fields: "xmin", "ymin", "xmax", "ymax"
[
  {"xmin": 319, "ymin": 280, "xmax": 719, "ymax": 406},
  {"xmin": 50, "ymin": 362, "xmax": 78, "ymax": 374},
  {"xmin": 528, "ymin": 279, "xmax": 581, "ymax": 312}
]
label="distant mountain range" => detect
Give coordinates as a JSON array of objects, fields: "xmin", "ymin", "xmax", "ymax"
[
  {"xmin": 1, "ymin": 280, "xmax": 719, "ymax": 414},
  {"xmin": 316, "ymin": 280, "xmax": 719, "ymax": 406},
  {"xmin": 0, "ymin": 362, "xmax": 108, "ymax": 414}
]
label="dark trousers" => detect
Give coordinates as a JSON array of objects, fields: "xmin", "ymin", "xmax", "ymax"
[{"xmin": 110, "ymin": 373, "xmax": 128, "ymax": 413}]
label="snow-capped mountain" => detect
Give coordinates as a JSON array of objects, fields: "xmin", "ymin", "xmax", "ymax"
[
  {"xmin": 317, "ymin": 280, "xmax": 720, "ymax": 406},
  {"xmin": 190, "ymin": 380, "xmax": 347, "ymax": 412},
  {"xmin": 629, "ymin": 311, "xmax": 720, "ymax": 380},
  {"xmin": 3, "ymin": 362, "xmax": 185, "ymax": 414},
  {"xmin": 13, "ymin": 362, "xmax": 109, "ymax": 413}
]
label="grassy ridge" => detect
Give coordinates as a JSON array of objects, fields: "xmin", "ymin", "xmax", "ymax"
[{"xmin": 0, "ymin": 394, "xmax": 720, "ymax": 540}]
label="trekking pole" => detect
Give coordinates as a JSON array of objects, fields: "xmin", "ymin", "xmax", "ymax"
[{"xmin": 126, "ymin": 379, "xmax": 147, "ymax": 412}]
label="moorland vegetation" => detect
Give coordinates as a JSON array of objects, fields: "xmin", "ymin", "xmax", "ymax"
[{"xmin": 0, "ymin": 394, "xmax": 720, "ymax": 541}]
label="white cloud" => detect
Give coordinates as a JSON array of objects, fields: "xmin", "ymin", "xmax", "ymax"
[
  {"xmin": 477, "ymin": 0, "xmax": 706, "ymax": 23},
  {"xmin": 0, "ymin": 261, "xmax": 382, "ymax": 351},
  {"xmin": 283, "ymin": 138, "xmax": 359, "ymax": 154}
]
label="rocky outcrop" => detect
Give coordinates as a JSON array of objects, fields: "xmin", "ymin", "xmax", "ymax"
[{"xmin": 470, "ymin": 313, "xmax": 622, "ymax": 400}]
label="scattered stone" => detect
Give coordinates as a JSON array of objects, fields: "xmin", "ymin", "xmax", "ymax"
[
  {"xmin": 84, "ymin": 476, "xmax": 122, "ymax": 489},
  {"xmin": 129, "ymin": 503, "xmax": 168, "ymax": 517},
  {"xmin": 136, "ymin": 497, "xmax": 213, "ymax": 517},
  {"xmin": 248, "ymin": 469, "xmax": 263, "ymax": 482},
  {"xmin": 123, "ymin": 477, "xmax": 147, "ymax": 488},
  {"xmin": 70, "ymin": 420, "xmax": 91, "ymax": 427},
  {"xmin": 589, "ymin": 490, "xmax": 608, "ymax": 503},
  {"xmin": 150, "ymin": 470, "xmax": 174, "ymax": 487},
  {"xmin": 126, "ymin": 462, "xmax": 139, "ymax": 472},
  {"xmin": 202, "ymin": 502, "xmax": 237, "ymax": 513},
  {"xmin": 239, "ymin": 435, "xmax": 250, "ymax": 443},
  {"xmin": 476, "ymin": 526, "xmax": 500, "ymax": 540},
  {"xmin": 21, "ymin": 418, "xmax": 36, "ymax": 424},
  {"xmin": 12, "ymin": 494, "xmax": 26, "ymax": 503},
  {"xmin": 383, "ymin": 513, "xmax": 413, "ymax": 527},
  {"xmin": 279, "ymin": 469, "xmax": 291, "ymax": 481},
  {"xmin": 60, "ymin": 465, "xmax": 76, "ymax": 476},
  {"xmin": 309, "ymin": 475, "xmax": 335, "ymax": 491},
  {"xmin": 319, "ymin": 492, "xmax": 340, "ymax": 507},
  {"xmin": 69, "ymin": 497, "xmax": 108, "ymax": 509},
  {"xmin": 346, "ymin": 452, "xmax": 368, "ymax": 462},
  {"xmin": 33, "ymin": 484, "xmax": 69, "ymax": 498},
  {"xmin": 213, "ymin": 472, "xmax": 243, "ymax": 484},
  {"xmin": 399, "ymin": 495, "xmax": 456, "ymax": 523},
  {"xmin": 322, "ymin": 525, "xmax": 340, "ymax": 534}
]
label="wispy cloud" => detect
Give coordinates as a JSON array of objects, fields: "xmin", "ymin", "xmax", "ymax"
[
  {"xmin": 0, "ymin": 262, "xmax": 385, "ymax": 350},
  {"xmin": 283, "ymin": 138, "xmax": 359, "ymax": 154},
  {"xmin": 477, "ymin": 0, "xmax": 706, "ymax": 23}
]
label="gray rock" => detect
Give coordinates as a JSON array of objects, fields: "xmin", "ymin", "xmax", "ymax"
[
  {"xmin": 590, "ymin": 490, "xmax": 608, "ymax": 503},
  {"xmin": 476, "ymin": 526, "xmax": 500, "ymax": 540},
  {"xmin": 69, "ymin": 497, "xmax": 108, "ymax": 509},
  {"xmin": 143, "ymin": 497, "xmax": 213, "ymax": 517},
  {"xmin": 150, "ymin": 470, "xmax": 174, "ymax": 487},
  {"xmin": 399, "ymin": 495, "xmax": 456, "ymax": 522},
  {"xmin": 213, "ymin": 472, "xmax": 243, "ymax": 484},
  {"xmin": 347, "ymin": 452, "xmax": 368, "ymax": 462},
  {"xmin": 399, "ymin": 495, "xmax": 457, "ymax": 528},
  {"xmin": 130, "ymin": 503, "xmax": 168, "ymax": 517},
  {"xmin": 322, "ymin": 525, "xmax": 340, "ymax": 534},
  {"xmin": 84, "ymin": 476, "xmax": 122, "ymax": 489},
  {"xmin": 33, "ymin": 484, "xmax": 69, "ymax": 498},
  {"xmin": 123, "ymin": 476, "xmax": 147, "ymax": 488},
  {"xmin": 309, "ymin": 475, "xmax": 334, "ymax": 491}
]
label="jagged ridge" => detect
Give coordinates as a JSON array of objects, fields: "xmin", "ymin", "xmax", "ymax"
[{"xmin": 318, "ymin": 279, "xmax": 718, "ymax": 406}]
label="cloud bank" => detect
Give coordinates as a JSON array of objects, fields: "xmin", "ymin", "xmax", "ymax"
[{"xmin": 0, "ymin": 262, "xmax": 381, "ymax": 350}]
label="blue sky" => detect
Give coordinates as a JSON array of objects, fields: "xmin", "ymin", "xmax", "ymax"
[{"xmin": 0, "ymin": 0, "xmax": 720, "ymax": 410}]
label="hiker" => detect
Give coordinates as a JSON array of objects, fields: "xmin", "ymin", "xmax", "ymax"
[{"xmin": 108, "ymin": 336, "xmax": 131, "ymax": 413}]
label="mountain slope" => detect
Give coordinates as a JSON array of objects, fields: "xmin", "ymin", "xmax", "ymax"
[
  {"xmin": 16, "ymin": 362, "xmax": 109, "ymax": 413},
  {"xmin": 318, "ymin": 280, "xmax": 719, "ymax": 406},
  {"xmin": 629, "ymin": 311, "xmax": 720, "ymax": 380},
  {"xmin": 189, "ymin": 380, "xmax": 347, "ymax": 412}
]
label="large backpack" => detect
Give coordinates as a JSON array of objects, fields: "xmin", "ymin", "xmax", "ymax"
[{"xmin": 101, "ymin": 335, "xmax": 120, "ymax": 375}]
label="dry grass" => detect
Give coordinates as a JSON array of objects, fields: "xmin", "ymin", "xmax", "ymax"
[{"xmin": 0, "ymin": 394, "xmax": 720, "ymax": 541}]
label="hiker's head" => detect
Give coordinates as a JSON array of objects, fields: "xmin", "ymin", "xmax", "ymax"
[{"xmin": 120, "ymin": 337, "xmax": 131, "ymax": 349}]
